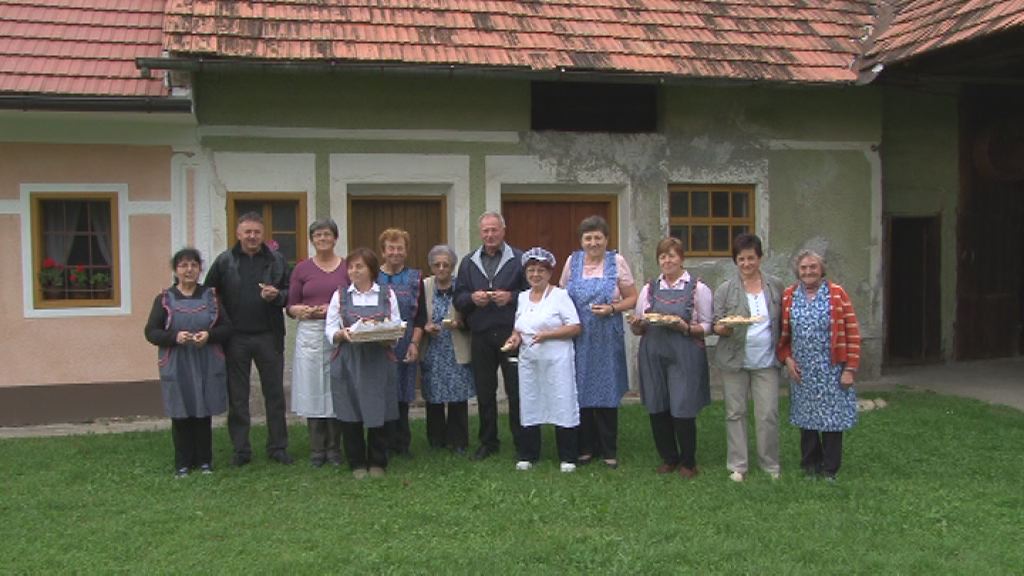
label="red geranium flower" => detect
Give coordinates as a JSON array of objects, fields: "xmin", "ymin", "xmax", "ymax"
[{"xmin": 43, "ymin": 257, "xmax": 57, "ymax": 269}]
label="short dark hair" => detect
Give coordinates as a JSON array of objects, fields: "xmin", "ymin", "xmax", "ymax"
[
  {"xmin": 237, "ymin": 211, "xmax": 264, "ymax": 226},
  {"xmin": 731, "ymin": 233, "xmax": 763, "ymax": 263},
  {"xmin": 308, "ymin": 218, "xmax": 339, "ymax": 240},
  {"xmin": 578, "ymin": 215, "xmax": 609, "ymax": 239},
  {"xmin": 347, "ymin": 247, "xmax": 380, "ymax": 282},
  {"xmin": 656, "ymin": 237, "xmax": 685, "ymax": 260},
  {"xmin": 171, "ymin": 247, "xmax": 203, "ymax": 269}
]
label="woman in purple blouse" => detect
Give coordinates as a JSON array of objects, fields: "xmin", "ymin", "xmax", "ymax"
[{"xmin": 286, "ymin": 218, "xmax": 349, "ymax": 467}]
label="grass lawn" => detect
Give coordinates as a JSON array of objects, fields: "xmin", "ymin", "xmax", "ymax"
[{"xmin": 1, "ymin": 391, "xmax": 1021, "ymax": 574}]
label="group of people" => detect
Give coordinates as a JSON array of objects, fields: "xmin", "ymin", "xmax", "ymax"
[{"xmin": 145, "ymin": 210, "xmax": 861, "ymax": 483}]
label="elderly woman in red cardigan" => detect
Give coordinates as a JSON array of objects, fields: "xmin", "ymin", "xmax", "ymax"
[{"xmin": 776, "ymin": 250, "xmax": 861, "ymax": 481}]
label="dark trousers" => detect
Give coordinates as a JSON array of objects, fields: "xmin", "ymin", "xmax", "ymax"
[
  {"xmin": 340, "ymin": 420, "xmax": 388, "ymax": 470},
  {"xmin": 308, "ymin": 418, "xmax": 342, "ymax": 463},
  {"xmin": 225, "ymin": 331, "xmax": 289, "ymax": 458},
  {"xmin": 171, "ymin": 417, "xmax": 212, "ymax": 470},
  {"xmin": 386, "ymin": 402, "xmax": 412, "ymax": 455},
  {"xmin": 649, "ymin": 412, "xmax": 697, "ymax": 469},
  {"xmin": 519, "ymin": 425, "xmax": 578, "ymax": 463},
  {"xmin": 579, "ymin": 407, "xmax": 619, "ymax": 460},
  {"xmin": 426, "ymin": 402, "xmax": 469, "ymax": 449},
  {"xmin": 801, "ymin": 429, "xmax": 844, "ymax": 476},
  {"xmin": 470, "ymin": 329, "xmax": 522, "ymax": 453}
]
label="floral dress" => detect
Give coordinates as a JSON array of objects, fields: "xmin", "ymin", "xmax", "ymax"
[
  {"xmin": 788, "ymin": 282, "xmax": 858, "ymax": 431},
  {"xmin": 421, "ymin": 288, "xmax": 475, "ymax": 404}
]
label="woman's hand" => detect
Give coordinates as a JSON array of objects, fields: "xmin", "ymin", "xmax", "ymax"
[
  {"xmin": 404, "ymin": 342, "xmax": 420, "ymax": 363},
  {"xmin": 192, "ymin": 331, "xmax": 209, "ymax": 347},
  {"xmin": 333, "ymin": 328, "xmax": 352, "ymax": 345},
  {"xmin": 424, "ymin": 322, "xmax": 441, "ymax": 335},
  {"xmin": 840, "ymin": 369, "xmax": 855, "ymax": 389},
  {"xmin": 714, "ymin": 322, "xmax": 734, "ymax": 337},
  {"xmin": 175, "ymin": 331, "xmax": 194, "ymax": 345},
  {"xmin": 785, "ymin": 357, "xmax": 801, "ymax": 383},
  {"xmin": 503, "ymin": 332, "xmax": 522, "ymax": 351},
  {"xmin": 590, "ymin": 303, "xmax": 614, "ymax": 317},
  {"xmin": 627, "ymin": 314, "xmax": 646, "ymax": 335}
]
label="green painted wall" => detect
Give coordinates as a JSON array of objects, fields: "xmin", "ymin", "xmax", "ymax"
[
  {"xmin": 196, "ymin": 71, "xmax": 529, "ymax": 130},
  {"xmin": 881, "ymin": 86, "xmax": 959, "ymax": 357},
  {"xmin": 193, "ymin": 72, "xmax": 887, "ymax": 374}
]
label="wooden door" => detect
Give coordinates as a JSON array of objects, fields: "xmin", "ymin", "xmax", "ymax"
[
  {"xmin": 348, "ymin": 197, "xmax": 446, "ymax": 272},
  {"xmin": 887, "ymin": 216, "xmax": 941, "ymax": 363},
  {"xmin": 501, "ymin": 195, "xmax": 617, "ymax": 273},
  {"xmin": 956, "ymin": 87, "xmax": 1024, "ymax": 359}
]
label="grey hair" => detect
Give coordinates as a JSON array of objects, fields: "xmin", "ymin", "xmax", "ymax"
[
  {"xmin": 478, "ymin": 211, "xmax": 506, "ymax": 228},
  {"xmin": 792, "ymin": 249, "xmax": 826, "ymax": 277},
  {"xmin": 427, "ymin": 244, "xmax": 459, "ymax": 268},
  {"xmin": 308, "ymin": 218, "xmax": 339, "ymax": 240}
]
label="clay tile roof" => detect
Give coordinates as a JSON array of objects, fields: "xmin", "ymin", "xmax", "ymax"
[
  {"xmin": 0, "ymin": 0, "xmax": 168, "ymax": 97},
  {"xmin": 865, "ymin": 0, "xmax": 1024, "ymax": 66},
  {"xmin": 161, "ymin": 0, "xmax": 878, "ymax": 84}
]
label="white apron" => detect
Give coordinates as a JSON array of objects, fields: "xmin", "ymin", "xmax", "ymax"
[
  {"xmin": 291, "ymin": 318, "xmax": 335, "ymax": 418},
  {"xmin": 515, "ymin": 287, "xmax": 580, "ymax": 428}
]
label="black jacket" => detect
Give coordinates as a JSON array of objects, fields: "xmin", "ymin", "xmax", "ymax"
[
  {"xmin": 204, "ymin": 243, "xmax": 290, "ymax": 342},
  {"xmin": 453, "ymin": 243, "xmax": 528, "ymax": 333}
]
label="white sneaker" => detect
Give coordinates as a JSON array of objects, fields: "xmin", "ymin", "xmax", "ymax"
[
  {"xmin": 769, "ymin": 471, "xmax": 781, "ymax": 480},
  {"xmin": 515, "ymin": 461, "xmax": 533, "ymax": 471},
  {"xmin": 729, "ymin": 471, "xmax": 745, "ymax": 483},
  {"xmin": 560, "ymin": 462, "xmax": 577, "ymax": 473}
]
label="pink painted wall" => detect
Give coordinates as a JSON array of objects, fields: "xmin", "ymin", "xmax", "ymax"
[{"xmin": 0, "ymin": 143, "xmax": 175, "ymax": 387}]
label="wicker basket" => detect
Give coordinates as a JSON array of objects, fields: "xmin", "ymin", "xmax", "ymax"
[{"xmin": 348, "ymin": 322, "xmax": 407, "ymax": 343}]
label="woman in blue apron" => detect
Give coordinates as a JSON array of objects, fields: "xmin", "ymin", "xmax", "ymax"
[
  {"xmin": 629, "ymin": 237, "xmax": 712, "ymax": 479},
  {"xmin": 145, "ymin": 248, "xmax": 231, "ymax": 478},
  {"xmin": 377, "ymin": 228, "xmax": 423, "ymax": 457},
  {"xmin": 560, "ymin": 215, "xmax": 638, "ymax": 469},
  {"xmin": 326, "ymin": 247, "xmax": 400, "ymax": 479}
]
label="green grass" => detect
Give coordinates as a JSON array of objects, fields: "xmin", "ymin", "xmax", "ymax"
[{"xmin": 2, "ymin": 391, "xmax": 1022, "ymax": 574}]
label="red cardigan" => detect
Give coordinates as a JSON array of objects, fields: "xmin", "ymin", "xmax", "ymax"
[{"xmin": 776, "ymin": 281, "xmax": 861, "ymax": 372}]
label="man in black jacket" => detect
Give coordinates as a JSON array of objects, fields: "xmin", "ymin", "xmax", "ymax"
[
  {"xmin": 204, "ymin": 212, "xmax": 292, "ymax": 466},
  {"xmin": 454, "ymin": 212, "xmax": 529, "ymax": 461}
]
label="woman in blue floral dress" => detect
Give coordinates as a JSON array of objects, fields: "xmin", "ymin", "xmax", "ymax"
[
  {"xmin": 777, "ymin": 250, "xmax": 861, "ymax": 480},
  {"xmin": 417, "ymin": 245, "xmax": 475, "ymax": 453}
]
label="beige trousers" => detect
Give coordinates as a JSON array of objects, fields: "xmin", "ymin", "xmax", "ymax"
[{"xmin": 722, "ymin": 366, "xmax": 780, "ymax": 475}]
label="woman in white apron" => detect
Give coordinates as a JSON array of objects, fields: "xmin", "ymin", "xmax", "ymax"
[
  {"xmin": 286, "ymin": 219, "xmax": 349, "ymax": 467},
  {"xmin": 504, "ymin": 247, "xmax": 581, "ymax": 472}
]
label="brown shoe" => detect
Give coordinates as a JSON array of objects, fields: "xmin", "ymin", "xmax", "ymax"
[
  {"xmin": 656, "ymin": 463, "xmax": 677, "ymax": 474},
  {"xmin": 678, "ymin": 465, "xmax": 699, "ymax": 479}
]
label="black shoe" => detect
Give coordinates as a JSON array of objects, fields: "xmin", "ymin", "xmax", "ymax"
[
  {"xmin": 231, "ymin": 453, "xmax": 252, "ymax": 467},
  {"xmin": 174, "ymin": 467, "xmax": 190, "ymax": 479},
  {"xmin": 471, "ymin": 445, "xmax": 497, "ymax": 461},
  {"xmin": 269, "ymin": 451, "xmax": 294, "ymax": 465},
  {"xmin": 199, "ymin": 463, "xmax": 214, "ymax": 475}
]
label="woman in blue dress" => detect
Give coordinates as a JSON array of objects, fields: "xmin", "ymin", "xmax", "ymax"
[
  {"xmin": 416, "ymin": 245, "xmax": 475, "ymax": 453},
  {"xmin": 777, "ymin": 250, "xmax": 861, "ymax": 481},
  {"xmin": 559, "ymin": 215, "xmax": 638, "ymax": 469}
]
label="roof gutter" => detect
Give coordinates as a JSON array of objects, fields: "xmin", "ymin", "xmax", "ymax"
[
  {"xmin": 136, "ymin": 55, "xmax": 846, "ymax": 88},
  {"xmin": 0, "ymin": 94, "xmax": 192, "ymax": 113}
]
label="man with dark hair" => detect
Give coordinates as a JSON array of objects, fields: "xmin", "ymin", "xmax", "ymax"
[
  {"xmin": 454, "ymin": 211, "xmax": 529, "ymax": 461},
  {"xmin": 205, "ymin": 212, "xmax": 293, "ymax": 466}
]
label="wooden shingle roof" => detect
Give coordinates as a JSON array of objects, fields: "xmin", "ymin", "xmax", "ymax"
[
  {"xmin": 161, "ymin": 0, "xmax": 878, "ymax": 84},
  {"xmin": 0, "ymin": 0, "xmax": 168, "ymax": 97},
  {"xmin": 864, "ymin": 0, "xmax": 1024, "ymax": 67}
]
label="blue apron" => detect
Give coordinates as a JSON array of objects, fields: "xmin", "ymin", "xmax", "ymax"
[{"xmin": 157, "ymin": 287, "xmax": 227, "ymax": 418}]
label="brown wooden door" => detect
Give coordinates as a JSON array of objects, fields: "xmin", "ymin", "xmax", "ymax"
[
  {"xmin": 348, "ymin": 197, "xmax": 446, "ymax": 272},
  {"xmin": 501, "ymin": 195, "xmax": 617, "ymax": 272},
  {"xmin": 956, "ymin": 86, "xmax": 1024, "ymax": 359},
  {"xmin": 887, "ymin": 216, "xmax": 941, "ymax": 363}
]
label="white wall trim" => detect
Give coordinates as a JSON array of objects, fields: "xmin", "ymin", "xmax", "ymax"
[
  {"xmin": 0, "ymin": 199, "xmax": 19, "ymax": 214},
  {"xmin": 202, "ymin": 125, "xmax": 520, "ymax": 144},
  {"xmin": 329, "ymin": 154, "xmax": 472, "ymax": 258},
  {"xmin": 19, "ymin": 183, "xmax": 134, "ymax": 318},
  {"xmin": 199, "ymin": 152, "xmax": 318, "ymax": 257}
]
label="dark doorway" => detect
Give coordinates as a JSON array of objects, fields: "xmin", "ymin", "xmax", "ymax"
[
  {"xmin": 955, "ymin": 86, "xmax": 1024, "ymax": 359},
  {"xmin": 887, "ymin": 216, "xmax": 941, "ymax": 363}
]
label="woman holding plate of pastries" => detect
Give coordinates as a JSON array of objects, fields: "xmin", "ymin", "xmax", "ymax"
[
  {"xmin": 326, "ymin": 247, "xmax": 401, "ymax": 479},
  {"xmin": 628, "ymin": 237, "xmax": 712, "ymax": 479},
  {"xmin": 712, "ymin": 233, "xmax": 783, "ymax": 482}
]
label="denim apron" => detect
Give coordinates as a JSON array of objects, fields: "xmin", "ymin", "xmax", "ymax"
[{"xmin": 157, "ymin": 288, "xmax": 227, "ymax": 418}]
